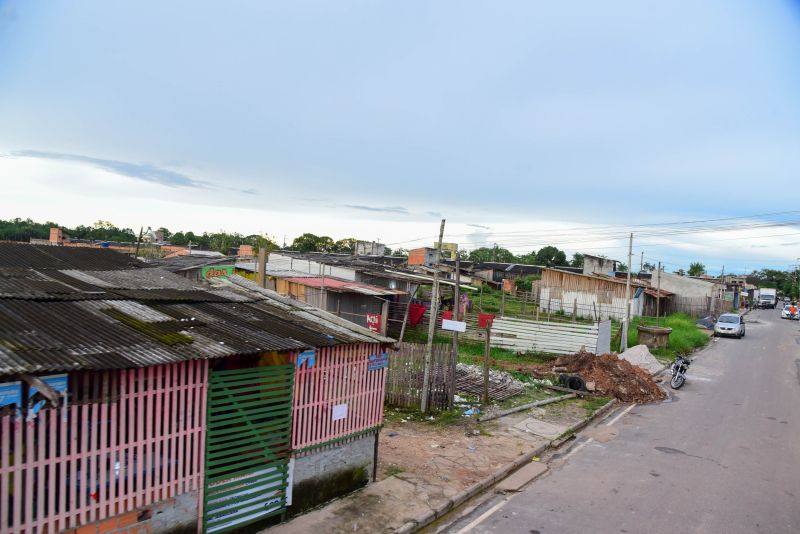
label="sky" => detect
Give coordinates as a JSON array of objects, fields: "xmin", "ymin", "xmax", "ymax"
[{"xmin": 1, "ymin": 1, "xmax": 800, "ymax": 274}]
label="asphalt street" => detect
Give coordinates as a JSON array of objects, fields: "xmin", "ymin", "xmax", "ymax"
[{"xmin": 441, "ymin": 308, "xmax": 800, "ymax": 534}]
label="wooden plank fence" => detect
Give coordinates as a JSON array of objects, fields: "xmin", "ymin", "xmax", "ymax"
[
  {"xmin": 491, "ymin": 317, "xmax": 612, "ymax": 355},
  {"xmin": 385, "ymin": 343, "xmax": 453, "ymax": 411}
]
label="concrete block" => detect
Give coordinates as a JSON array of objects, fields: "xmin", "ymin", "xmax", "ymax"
[{"xmin": 495, "ymin": 462, "xmax": 549, "ymax": 493}]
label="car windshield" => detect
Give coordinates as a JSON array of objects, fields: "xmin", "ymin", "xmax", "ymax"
[{"xmin": 718, "ymin": 316, "xmax": 739, "ymax": 323}]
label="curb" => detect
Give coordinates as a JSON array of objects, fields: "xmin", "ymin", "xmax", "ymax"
[{"xmin": 394, "ymin": 397, "xmax": 620, "ymax": 534}]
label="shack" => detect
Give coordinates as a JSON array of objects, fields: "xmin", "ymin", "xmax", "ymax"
[
  {"xmin": 538, "ymin": 268, "xmax": 647, "ymax": 320},
  {"xmin": 0, "ymin": 243, "xmax": 393, "ymax": 534}
]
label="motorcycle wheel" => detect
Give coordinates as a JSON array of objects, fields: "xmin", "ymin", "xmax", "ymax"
[{"xmin": 670, "ymin": 374, "xmax": 685, "ymax": 389}]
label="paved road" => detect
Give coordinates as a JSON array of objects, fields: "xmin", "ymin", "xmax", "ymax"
[{"xmin": 442, "ymin": 309, "xmax": 800, "ymax": 534}]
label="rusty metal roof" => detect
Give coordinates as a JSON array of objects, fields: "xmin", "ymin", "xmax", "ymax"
[
  {"xmin": 0, "ymin": 299, "xmax": 310, "ymax": 375},
  {"xmin": 0, "ymin": 242, "xmax": 145, "ymax": 270}
]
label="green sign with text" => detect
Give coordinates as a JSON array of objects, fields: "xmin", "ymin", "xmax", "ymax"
[{"xmin": 201, "ymin": 265, "xmax": 235, "ymax": 280}]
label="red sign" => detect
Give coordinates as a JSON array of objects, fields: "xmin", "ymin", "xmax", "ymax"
[{"xmin": 366, "ymin": 313, "xmax": 381, "ymax": 333}]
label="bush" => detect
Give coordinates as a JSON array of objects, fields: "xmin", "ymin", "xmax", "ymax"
[{"xmin": 628, "ymin": 313, "xmax": 709, "ymax": 359}]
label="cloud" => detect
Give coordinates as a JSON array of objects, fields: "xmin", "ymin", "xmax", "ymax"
[
  {"xmin": 426, "ymin": 211, "xmax": 443, "ymax": 218},
  {"xmin": 468, "ymin": 223, "xmax": 491, "ymax": 230},
  {"xmin": 344, "ymin": 205, "xmax": 408, "ymax": 214},
  {"xmin": 11, "ymin": 150, "xmax": 208, "ymax": 188}
]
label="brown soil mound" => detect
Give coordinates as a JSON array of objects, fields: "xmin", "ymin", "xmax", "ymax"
[{"xmin": 549, "ymin": 351, "xmax": 666, "ymax": 403}]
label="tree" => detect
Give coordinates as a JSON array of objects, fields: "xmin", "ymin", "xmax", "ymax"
[
  {"xmin": 641, "ymin": 261, "xmax": 656, "ymax": 272},
  {"xmin": 468, "ymin": 246, "xmax": 515, "ymax": 263},
  {"xmin": 333, "ymin": 238, "xmax": 358, "ymax": 254},
  {"xmin": 290, "ymin": 233, "xmax": 335, "ymax": 252},
  {"xmin": 675, "ymin": 268, "xmax": 686, "ymax": 276},
  {"xmin": 534, "ymin": 246, "xmax": 568, "ymax": 267},
  {"xmin": 515, "ymin": 251, "xmax": 538, "ymax": 265},
  {"xmin": 570, "ymin": 253, "xmax": 585, "ymax": 268},
  {"xmin": 618, "ymin": 263, "xmax": 628, "ymax": 272},
  {"xmin": 688, "ymin": 262, "xmax": 706, "ymax": 276},
  {"xmin": 392, "ymin": 247, "xmax": 408, "ymax": 257}
]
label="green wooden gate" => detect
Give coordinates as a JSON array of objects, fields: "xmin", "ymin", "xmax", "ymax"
[{"xmin": 203, "ymin": 364, "xmax": 294, "ymax": 534}]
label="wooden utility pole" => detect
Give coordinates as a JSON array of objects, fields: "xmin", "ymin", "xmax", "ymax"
[
  {"xmin": 421, "ymin": 219, "xmax": 446, "ymax": 413},
  {"xmin": 640, "ymin": 251, "xmax": 644, "ymax": 273},
  {"xmin": 482, "ymin": 325, "xmax": 491, "ymax": 404},
  {"xmin": 256, "ymin": 247, "xmax": 268, "ymax": 288},
  {"xmin": 656, "ymin": 261, "xmax": 662, "ymax": 326},
  {"xmin": 621, "ymin": 233, "xmax": 633, "ymax": 352},
  {"xmin": 449, "ymin": 256, "xmax": 461, "ymax": 409}
]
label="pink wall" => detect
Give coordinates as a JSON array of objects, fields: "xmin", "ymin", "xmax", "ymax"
[
  {"xmin": 292, "ymin": 344, "xmax": 387, "ymax": 450},
  {"xmin": 0, "ymin": 360, "xmax": 208, "ymax": 534}
]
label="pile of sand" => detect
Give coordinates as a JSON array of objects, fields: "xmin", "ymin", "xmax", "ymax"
[{"xmin": 619, "ymin": 344, "xmax": 664, "ymax": 375}]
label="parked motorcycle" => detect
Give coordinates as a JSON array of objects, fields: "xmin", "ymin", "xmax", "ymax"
[{"xmin": 670, "ymin": 356, "xmax": 691, "ymax": 389}]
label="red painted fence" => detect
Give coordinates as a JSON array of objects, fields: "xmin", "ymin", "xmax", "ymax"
[
  {"xmin": 292, "ymin": 344, "xmax": 387, "ymax": 450},
  {"xmin": 0, "ymin": 361, "xmax": 208, "ymax": 534}
]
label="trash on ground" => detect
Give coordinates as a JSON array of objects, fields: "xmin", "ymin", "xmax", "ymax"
[
  {"xmin": 463, "ymin": 407, "xmax": 481, "ymax": 416},
  {"xmin": 456, "ymin": 363, "xmax": 526, "ymax": 401},
  {"xmin": 387, "ymin": 431, "xmax": 398, "ymax": 437},
  {"xmin": 696, "ymin": 316, "xmax": 715, "ymax": 329}
]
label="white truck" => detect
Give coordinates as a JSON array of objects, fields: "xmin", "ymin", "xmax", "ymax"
[{"xmin": 757, "ymin": 288, "xmax": 777, "ymax": 309}]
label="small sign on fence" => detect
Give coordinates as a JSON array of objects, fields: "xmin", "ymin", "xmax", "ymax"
[
  {"xmin": 332, "ymin": 403, "xmax": 348, "ymax": 421},
  {"xmin": 441, "ymin": 319, "xmax": 467, "ymax": 333},
  {"xmin": 296, "ymin": 350, "xmax": 316, "ymax": 369},
  {"xmin": 366, "ymin": 313, "xmax": 381, "ymax": 332},
  {"xmin": 368, "ymin": 352, "xmax": 389, "ymax": 370}
]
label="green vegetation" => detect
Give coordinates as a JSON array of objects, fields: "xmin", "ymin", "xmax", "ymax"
[
  {"xmin": 688, "ymin": 262, "xmax": 706, "ymax": 276},
  {"xmin": 466, "ymin": 245, "xmax": 574, "ymax": 267},
  {"xmin": 581, "ymin": 396, "xmax": 611, "ymax": 416},
  {"xmin": 105, "ymin": 310, "xmax": 193, "ymax": 345},
  {"xmin": 628, "ymin": 313, "xmax": 710, "ymax": 362},
  {"xmin": 384, "ymin": 465, "xmax": 405, "ymax": 477}
]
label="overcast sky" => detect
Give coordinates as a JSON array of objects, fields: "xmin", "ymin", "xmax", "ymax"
[{"xmin": 2, "ymin": 1, "xmax": 800, "ymax": 274}]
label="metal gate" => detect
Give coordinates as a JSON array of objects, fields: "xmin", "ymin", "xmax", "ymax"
[{"xmin": 203, "ymin": 364, "xmax": 294, "ymax": 534}]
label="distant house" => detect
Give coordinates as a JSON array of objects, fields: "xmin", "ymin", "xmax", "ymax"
[
  {"xmin": 539, "ymin": 268, "xmax": 646, "ymax": 320},
  {"xmin": 146, "ymin": 253, "xmax": 235, "ymax": 282},
  {"xmin": 407, "ymin": 247, "xmax": 439, "ymax": 267},
  {"xmin": 582, "ymin": 254, "xmax": 618, "ymax": 276}
]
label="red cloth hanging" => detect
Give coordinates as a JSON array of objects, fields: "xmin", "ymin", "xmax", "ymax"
[
  {"xmin": 478, "ymin": 313, "xmax": 495, "ymax": 328},
  {"xmin": 440, "ymin": 310, "xmax": 453, "ymax": 323},
  {"xmin": 408, "ymin": 303, "xmax": 427, "ymax": 327}
]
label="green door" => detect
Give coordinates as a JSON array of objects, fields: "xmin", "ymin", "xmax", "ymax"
[{"xmin": 203, "ymin": 364, "xmax": 294, "ymax": 534}]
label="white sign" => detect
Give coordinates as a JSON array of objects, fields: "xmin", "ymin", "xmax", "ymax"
[
  {"xmin": 441, "ymin": 319, "xmax": 467, "ymax": 333},
  {"xmin": 332, "ymin": 403, "xmax": 348, "ymax": 421}
]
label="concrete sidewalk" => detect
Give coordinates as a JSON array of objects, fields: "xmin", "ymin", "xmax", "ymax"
[{"xmin": 265, "ymin": 396, "xmax": 618, "ymax": 534}]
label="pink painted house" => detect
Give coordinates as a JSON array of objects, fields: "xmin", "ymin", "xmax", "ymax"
[{"xmin": 0, "ymin": 243, "xmax": 393, "ymax": 534}]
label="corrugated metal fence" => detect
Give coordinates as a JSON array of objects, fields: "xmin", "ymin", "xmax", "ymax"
[
  {"xmin": 0, "ymin": 361, "xmax": 208, "ymax": 534},
  {"xmin": 491, "ymin": 317, "xmax": 612, "ymax": 355}
]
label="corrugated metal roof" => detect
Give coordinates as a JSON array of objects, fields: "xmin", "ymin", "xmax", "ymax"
[
  {"xmin": 0, "ymin": 299, "xmax": 310, "ymax": 375},
  {"xmin": 283, "ymin": 277, "xmax": 406, "ymax": 296},
  {"xmin": 211, "ymin": 276, "xmax": 395, "ymax": 345},
  {"xmin": 0, "ymin": 242, "xmax": 145, "ymax": 270},
  {"xmin": 60, "ymin": 268, "xmax": 200, "ymax": 290},
  {"xmin": 144, "ymin": 255, "xmax": 234, "ymax": 272}
]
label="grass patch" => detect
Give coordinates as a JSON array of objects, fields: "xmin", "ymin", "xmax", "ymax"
[
  {"xmin": 581, "ymin": 396, "xmax": 611, "ymax": 416},
  {"xmin": 627, "ymin": 313, "xmax": 709, "ymax": 363},
  {"xmin": 384, "ymin": 465, "xmax": 404, "ymax": 477}
]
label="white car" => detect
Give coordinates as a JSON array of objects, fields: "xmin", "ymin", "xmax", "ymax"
[
  {"xmin": 714, "ymin": 313, "xmax": 745, "ymax": 338},
  {"xmin": 781, "ymin": 304, "xmax": 798, "ymax": 320}
]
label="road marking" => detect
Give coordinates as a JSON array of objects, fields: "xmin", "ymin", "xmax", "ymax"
[
  {"xmin": 457, "ymin": 403, "xmax": 639, "ymax": 533},
  {"xmin": 605, "ymin": 403, "xmax": 637, "ymax": 427},
  {"xmin": 455, "ymin": 497, "xmax": 513, "ymax": 534},
  {"xmin": 562, "ymin": 437, "xmax": 594, "ymax": 460}
]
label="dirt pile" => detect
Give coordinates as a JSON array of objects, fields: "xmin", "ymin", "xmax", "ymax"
[{"xmin": 549, "ymin": 351, "xmax": 666, "ymax": 403}]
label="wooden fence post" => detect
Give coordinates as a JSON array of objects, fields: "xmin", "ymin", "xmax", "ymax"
[
  {"xmin": 572, "ymin": 298, "xmax": 577, "ymax": 322},
  {"xmin": 483, "ymin": 325, "xmax": 491, "ymax": 404}
]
